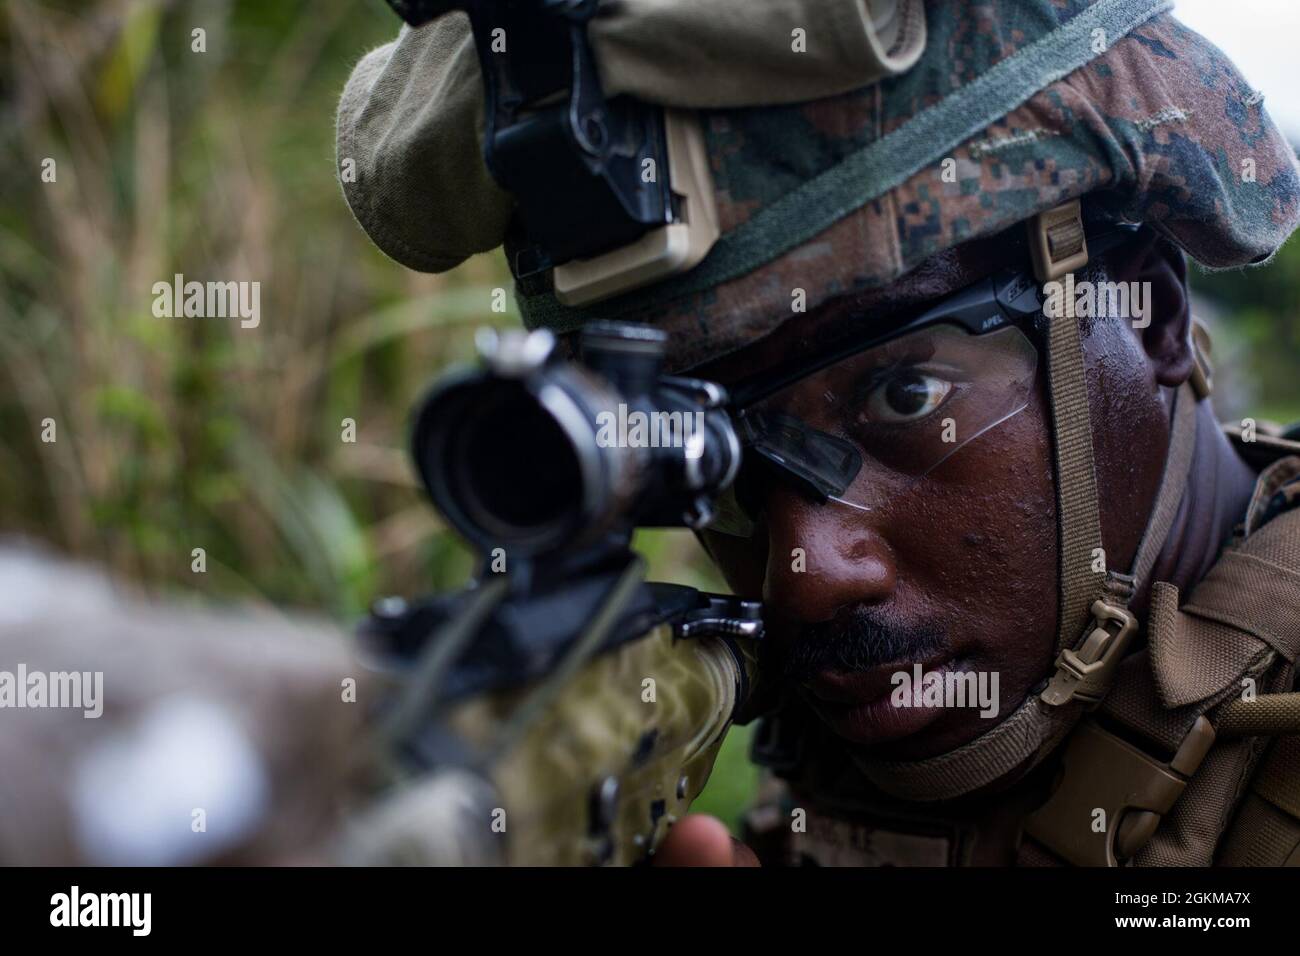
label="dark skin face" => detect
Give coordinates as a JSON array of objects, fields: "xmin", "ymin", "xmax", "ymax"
[
  {"xmin": 656, "ymin": 225, "xmax": 1261, "ymax": 865},
  {"xmin": 692, "ymin": 226, "xmax": 1251, "ymax": 759}
]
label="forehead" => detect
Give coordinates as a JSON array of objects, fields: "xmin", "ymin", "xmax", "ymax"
[{"xmin": 691, "ymin": 223, "xmax": 1028, "ymax": 386}]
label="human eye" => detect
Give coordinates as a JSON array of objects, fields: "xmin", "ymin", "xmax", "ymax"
[{"xmin": 858, "ymin": 365, "xmax": 954, "ymax": 425}]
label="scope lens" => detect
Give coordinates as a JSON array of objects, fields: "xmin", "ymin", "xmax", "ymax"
[{"xmin": 424, "ymin": 381, "xmax": 586, "ymax": 547}]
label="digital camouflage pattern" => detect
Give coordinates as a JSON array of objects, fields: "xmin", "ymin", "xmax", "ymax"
[{"xmin": 516, "ymin": 0, "xmax": 1300, "ymax": 371}]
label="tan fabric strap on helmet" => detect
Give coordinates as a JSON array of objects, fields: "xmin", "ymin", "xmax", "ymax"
[
  {"xmin": 1039, "ymin": 381, "xmax": 1199, "ymax": 707},
  {"xmin": 1042, "ymin": 267, "xmax": 1107, "ymax": 660}
]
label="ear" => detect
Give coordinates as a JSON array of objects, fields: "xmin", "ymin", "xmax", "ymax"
[{"xmin": 1106, "ymin": 230, "xmax": 1196, "ymax": 388}]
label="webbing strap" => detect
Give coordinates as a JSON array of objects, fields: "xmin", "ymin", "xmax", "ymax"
[
  {"xmin": 1038, "ymin": 351, "xmax": 1201, "ymax": 705},
  {"xmin": 1045, "ymin": 287, "xmax": 1105, "ymax": 656},
  {"xmin": 854, "ymin": 272, "xmax": 1105, "ymax": 801},
  {"xmin": 1217, "ymin": 693, "xmax": 1300, "ymax": 738},
  {"xmin": 854, "ymin": 689, "xmax": 1080, "ymax": 802}
]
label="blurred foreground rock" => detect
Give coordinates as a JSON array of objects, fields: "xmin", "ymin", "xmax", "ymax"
[{"xmin": 0, "ymin": 542, "xmax": 371, "ymax": 865}]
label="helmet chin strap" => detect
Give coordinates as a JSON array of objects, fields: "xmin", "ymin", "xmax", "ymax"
[{"xmin": 854, "ymin": 201, "xmax": 1209, "ymax": 801}]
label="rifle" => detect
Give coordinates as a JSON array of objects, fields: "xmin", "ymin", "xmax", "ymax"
[{"xmin": 348, "ymin": 322, "xmax": 764, "ymax": 865}]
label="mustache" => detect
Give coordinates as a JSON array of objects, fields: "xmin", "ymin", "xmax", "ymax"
[{"xmin": 771, "ymin": 605, "xmax": 950, "ymax": 682}]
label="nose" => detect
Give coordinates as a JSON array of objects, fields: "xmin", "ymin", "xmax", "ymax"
[{"xmin": 761, "ymin": 485, "xmax": 897, "ymax": 624}]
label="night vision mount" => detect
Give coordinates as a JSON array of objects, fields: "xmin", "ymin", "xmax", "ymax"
[{"xmin": 385, "ymin": 0, "xmax": 719, "ymax": 305}]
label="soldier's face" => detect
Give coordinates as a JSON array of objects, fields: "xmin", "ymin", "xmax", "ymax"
[{"xmin": 692, "ymin": 235, "xmax": 1181, "ymax": 761}]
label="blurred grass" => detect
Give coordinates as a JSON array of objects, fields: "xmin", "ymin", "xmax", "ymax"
[
  {"xmin": 691, "ymin": 723, "xmax": 759, "ymax": 833},
  {"xmin": 0, "ymin": 0, "xmax": 580, "ymax": 616},
  {"xmin": 0, "ymin": 0, "xmax": 749, "ymax": 826},
  {"xmin": 2, "ymin": 0, "xmax": 1297, "ymax": 836}
]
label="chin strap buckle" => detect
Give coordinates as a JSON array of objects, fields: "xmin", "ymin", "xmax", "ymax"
[{"xmin": 1041, "ymin": 599, "xmax": 1138, "ymax": 707}]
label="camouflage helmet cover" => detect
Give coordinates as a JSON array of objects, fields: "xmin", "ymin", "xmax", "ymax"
[{"xmin": 517, "ymin": 0, "xmax": 1300, "ymax": 370}]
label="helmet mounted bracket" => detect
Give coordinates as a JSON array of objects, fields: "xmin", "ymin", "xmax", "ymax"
[{"xmin": 386, "ymin": 0, "xmax": 719, "ymax": 306}]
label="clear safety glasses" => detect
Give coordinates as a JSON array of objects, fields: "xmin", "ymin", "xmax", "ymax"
[
  {"xmin": 707, "ymin": 267, "xmax": 1046, "ymax": 536},
  {"xmin": 705, "ymin": 221, "xmax": 1141, "ymax": 537}
]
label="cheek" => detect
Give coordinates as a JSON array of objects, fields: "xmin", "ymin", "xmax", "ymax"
[
  {"xmin": 701, "ymin": 384, "xmax": 1061, "ymax": 676},
  {"xmin": 1084, "ymin": 320, "xmax": 1169, "ymax": 569},
  {"xmin": 885, "ymin": 388, "xmax": 1059, "ymax": 667}
]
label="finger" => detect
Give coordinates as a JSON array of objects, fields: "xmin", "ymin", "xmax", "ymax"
[{"xmin": 654, "ymin": 814, "xmax": 736, "ymax": 866}]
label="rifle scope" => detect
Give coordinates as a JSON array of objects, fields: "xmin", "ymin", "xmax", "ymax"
[{"xmin": 411, "ymin": 322, "xmax": 742, "ymax": 558}]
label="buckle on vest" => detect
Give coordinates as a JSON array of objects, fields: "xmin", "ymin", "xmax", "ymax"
[
  {"xmin": 1041, "ymin": 600, "xmax": 1137, "ymax": 707},
  {"xmin": 1022, "ymin": 716, "xmax": 1215, "ymax": 866}
]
